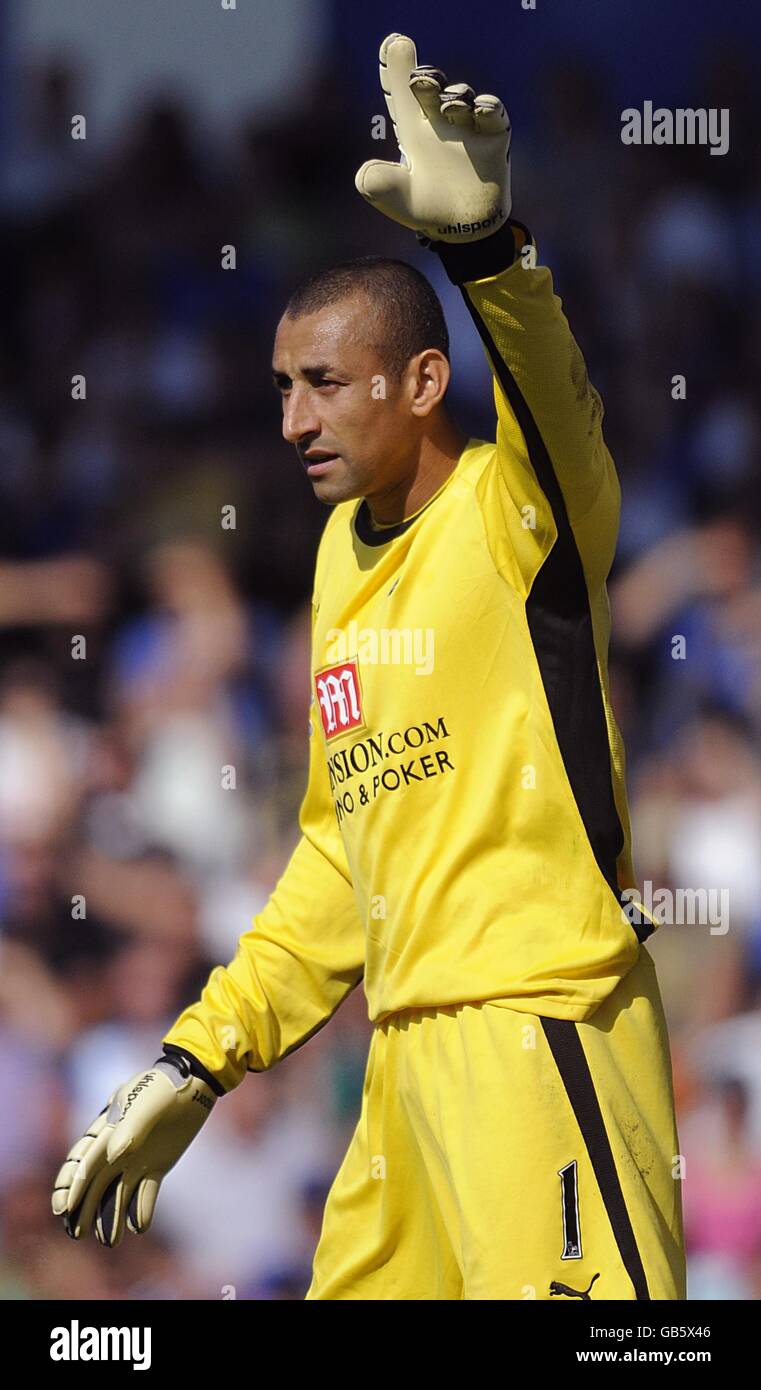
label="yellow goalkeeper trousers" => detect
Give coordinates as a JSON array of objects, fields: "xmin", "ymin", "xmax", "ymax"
[{"xmin": 307, "ymin": 944, "xmax": 685, "ymax": 1300}]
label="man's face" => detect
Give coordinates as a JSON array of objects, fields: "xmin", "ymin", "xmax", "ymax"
[{"xmin": 272, "ymin": 293, "xmax": 416, "ymax": 506}]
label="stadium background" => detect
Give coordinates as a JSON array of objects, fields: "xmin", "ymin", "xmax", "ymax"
[{"xmin": 1, "ymin": 0, "xmax": 761, "ymax": 1300}]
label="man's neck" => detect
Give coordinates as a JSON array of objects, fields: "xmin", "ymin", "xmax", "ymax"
[{"xmin": 366, "ymin": 421, "xmax": 470, "ymax": 527}]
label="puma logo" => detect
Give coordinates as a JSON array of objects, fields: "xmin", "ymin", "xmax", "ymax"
[{"xmin": 549, "ymin": 1273, "xmax": 600, "ymax": 1300}]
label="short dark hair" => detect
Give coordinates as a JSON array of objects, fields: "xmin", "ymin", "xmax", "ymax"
[{"xmin": 284, "ymin": 256, "xmax": 450, "ymax": 382}]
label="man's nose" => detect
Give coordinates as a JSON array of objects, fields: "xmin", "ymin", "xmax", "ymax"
[{"xmin": 282, "ymin": 385, "xmax": 320, "ymax": 445}]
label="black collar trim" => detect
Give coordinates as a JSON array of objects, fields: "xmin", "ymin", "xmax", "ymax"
[{"xmin": 353, "ymin": 489, "xmax": 443, "ymax": 547}]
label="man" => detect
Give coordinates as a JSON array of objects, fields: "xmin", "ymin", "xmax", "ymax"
[{"xmin": 52, "ymin": 33, "xmax": 686, "ymax": 1301}]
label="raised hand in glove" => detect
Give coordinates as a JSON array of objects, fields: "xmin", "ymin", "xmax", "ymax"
[{"xmin": 355, "ymin": 32, "xmax": 511, "ymax": 243}]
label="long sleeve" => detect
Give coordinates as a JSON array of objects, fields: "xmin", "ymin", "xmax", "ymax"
[
  {"xmin": 435, "ymin": 219, "xmax": 621, "ymax": 593},
  {"xmin": 432, "ymin": 221, "xmax": 651, "ymax": 937},
  {"xmin": 161, "ymin": 602, "xmax": 365, "ymax": 1094}
]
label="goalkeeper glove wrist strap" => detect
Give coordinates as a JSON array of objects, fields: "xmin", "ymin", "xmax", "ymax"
[
  {"xmin": 159, "ymin": 1044, "xmax": 227, "ymax": 1097},
  {"xmin": 421, "ymin": 218, "xmax": 531, "ymax": 285}
]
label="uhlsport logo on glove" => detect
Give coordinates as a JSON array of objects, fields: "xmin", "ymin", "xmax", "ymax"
[{"xmin": 434, "ymin": 209, "xmax": 506, "ymax": 238}]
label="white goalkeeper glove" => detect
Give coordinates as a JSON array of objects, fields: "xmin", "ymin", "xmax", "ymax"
[
  {"xmin": 355, "ymin": 32, "xmax": 511, "ymax": 243},
  {"xmin": 51, "ymin": 1052, "xmax": 219, "ymax": 1247}
]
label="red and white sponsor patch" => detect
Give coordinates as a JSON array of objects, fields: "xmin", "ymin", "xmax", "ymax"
[{"xmin": 314, "ymin": 659, "xmax": 364, "ymax": 740}]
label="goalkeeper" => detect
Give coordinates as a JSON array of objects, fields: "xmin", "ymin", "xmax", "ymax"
[{"xmin": 52, "ymin": 33, "xmax": 686, "ymax": 1301}]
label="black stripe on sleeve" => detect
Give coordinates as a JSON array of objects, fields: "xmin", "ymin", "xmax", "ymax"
[{"xmin": 451, "ymin": 289, "xmax": 652, "ymax": 943}]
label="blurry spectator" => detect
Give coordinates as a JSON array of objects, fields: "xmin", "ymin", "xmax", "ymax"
[{"xmin": 682, "ymin": 1078, "xmax": 761, "ymax": 1298}]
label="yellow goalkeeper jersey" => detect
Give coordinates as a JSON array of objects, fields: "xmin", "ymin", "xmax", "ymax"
[{"xmin": 162, "ymin": 221, "xmax": 659, "ymax": 1094}]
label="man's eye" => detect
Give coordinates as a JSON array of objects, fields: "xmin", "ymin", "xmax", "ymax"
[{"xmin": 273, "ymin": 378, "xmax": 340, "ymax": 392}]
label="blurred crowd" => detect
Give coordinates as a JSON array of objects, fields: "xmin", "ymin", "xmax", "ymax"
[{"xmin": 1, "ymin": 37, "xmax": 761, "ymax": 1300}]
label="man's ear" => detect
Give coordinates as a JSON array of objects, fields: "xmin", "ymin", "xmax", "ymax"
[{"xmin": 408, "ymin": 349, "xmax": 451, "ymax": 417}]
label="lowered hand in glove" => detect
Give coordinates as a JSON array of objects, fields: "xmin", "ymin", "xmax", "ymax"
[{"xmin": 51, "ymin": 1053, "xmax": 218, "ymax": 1248}]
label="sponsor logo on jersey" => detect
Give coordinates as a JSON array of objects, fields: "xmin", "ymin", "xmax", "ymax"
[{"xmin": 315, "ymin": 660, "xmax": 364, "ymax": 740}]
